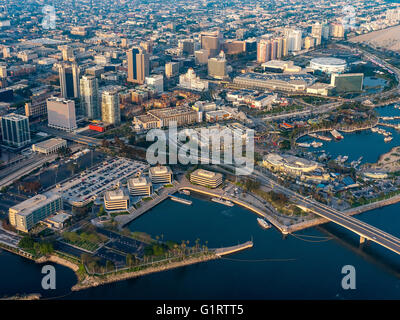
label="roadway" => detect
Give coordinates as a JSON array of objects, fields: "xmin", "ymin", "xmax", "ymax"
[
  {"xmin": 37, "ymin": 126, "xmax": 102, "ymax": 146},
  {"xmin": 251, "ymin": 168, "xmax": 400, "ymax": 256}
]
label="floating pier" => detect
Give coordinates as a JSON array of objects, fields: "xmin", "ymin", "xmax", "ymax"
[{"xmin": 168, "ymin": 194, "xmax": 192, "ymax": 205}]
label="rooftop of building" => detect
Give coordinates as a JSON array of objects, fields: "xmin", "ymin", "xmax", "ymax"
[
  {"xmin": 191, "ymin": 169, "xmax": 222, "ymax": 179},
  {"xmin": 32, "ymin": 138, "xmax": 66, "ymax": 149},
  {"xmin": 128, "ymin": 176, "xmax": 152, "ymax": 187},
  {"xmin": 10, "ymin": 192, "xmax": 61, "ymax": 216},
  {"xmin": 149, "ymin": 166, "xmax": 172, "ymax": 175},
  {"xmin": 104, "ymin": 189, "xmax": 129, "ymax": 201}
]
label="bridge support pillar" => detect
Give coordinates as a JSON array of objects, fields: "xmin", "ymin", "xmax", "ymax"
[{"xmin": 360, "ymin": 236, "xmax": 366, "ymax": 244}]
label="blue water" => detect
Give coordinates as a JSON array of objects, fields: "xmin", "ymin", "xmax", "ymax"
[
  {"xmin": 298, "ymin": 104, "xmax": 400, "ymax": 164},
  {"xmin": 1, "ymin": 104, "xmax": 400, "ymax": 299}
]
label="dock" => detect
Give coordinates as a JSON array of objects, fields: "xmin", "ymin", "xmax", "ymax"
[
  {"xmin": 168, "ymin": 194, "xmax": 193, "ymax": 205},
  {"xmin": 215, "ymin": 241, "xmax": 254, "ymax": 256}
]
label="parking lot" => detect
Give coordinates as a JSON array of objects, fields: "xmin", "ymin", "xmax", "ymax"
[{"xmin": 52, "ymin": 158, "xmax": 149, "ymax": 207}]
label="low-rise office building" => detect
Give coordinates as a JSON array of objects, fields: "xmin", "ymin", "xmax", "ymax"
[
  {"xmin": 127, "ymin": 177, "xmax": 152, "ymax": 196},
  {"xmin": 149, "ymin": 166, "xmax": 173, "ymax": 184},
  {"xmin": 9, "ymin": 192, "xmax": 63, "ymax": 232},
  {"xmin": 32, "ymin": 138, "xmax": 67, "ymax": 155},
  {"xmin": 104, "ymin": 189, "xmax": 130, "ymax": 212},
  {"xmin": 190, "ymin": 169, "xmax": 223, "ymax": 188}
]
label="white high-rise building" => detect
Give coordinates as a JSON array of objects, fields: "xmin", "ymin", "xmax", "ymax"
[
  {"xmin": 145, "ymin": 74, "xmax": 164, "ymax": 93},
  {"xmin": 80, "ymin": 75, "xmax": 100, "ymax": 120},
  {"xmin": 285, "ymin": 28, "xmax": 303, "ymax": 52},
  {"xmin": 101, "ymin": 87, "xmax": 120, "ymax": 125},
  {"xmin": 179, "ymin": 68, "xmax": 209, "ymax": 92},
  {"xmin": 47, "ymin": 97, "xmax": 77, "ymax": 132}
]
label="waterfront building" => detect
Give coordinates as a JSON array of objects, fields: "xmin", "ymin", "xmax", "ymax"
[
  {"xmin": 104, "ymin": 189, "xmax": 130, "ymax": 212},
  {"xmin": 43, "ymin": 212, "xmax": 72, "ymax": 230},
  {"xmin": 9, "ymin": 192, "xmax": 63, "ymax": 232},
  {"xmin": 101, "ymin": 87, "xmax": 120, "ymax": 126},
  {"xmin": 47, "ymin": 97, "xmax": 77, "ymax": 132},
  {"xmin": 0, "ymin": 113, "xmax": 31, "ymax": 147},
  {"xmin": 262, "ymin": 153, "xmax": 320, "ymax": 176},
  {"xmin": 127, "ymin": 47, "xmax": 150, "ymax": 85},
  {"xmin": 330, "ymin": 73, "xmax": 364, "ymax": 92},
  {"xmin": 127, "ymin": 177, "xmax": 152, "ymax": 196},
  {"xmin": 149, "ymin": 166, "xmax": 173, "ymax": 184},
  {"xmin": 208, "ymin": 51, "xmax": 228, "ymax": 80},
  {"xmin": 190, "ymin": 169, "xmax": 223, "ymax": 188},
  {"xmin": 32, "ymin": 138, "xmax": 67, "ymax": 155},
  {"xmin": 80, "ymin": 75, "xmax": 100, "ymax": 120}
]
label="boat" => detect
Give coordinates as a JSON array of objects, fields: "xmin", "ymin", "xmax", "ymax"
[
  {"xmin": 297, "ymin": 142, "xmax": 311, "ymax": 148},
  {"xmin": 179, "ymin": 189, "xmax": 191, "ymax": 196},
  {"xmin": 211, "ymin": 197, "xmax": 234, "ymax": 207},
  {"xmin": 330, "ymin": 129, "xmax": 343, "ymax": 140},
  {"xmin": 257, "ymin": 218, "xmax": 271, "ymax": 229},
  {"xmin": 311, "ymin": 141, "xmax": 323, "ymax": 148},
  {"xmin": 384, "ymin": 136, "xmax": 393, "ymax": 142}
]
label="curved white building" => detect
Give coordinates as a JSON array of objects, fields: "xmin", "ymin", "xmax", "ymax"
[{"xmin": 310, "ymin": 57, "xmax": 347, "ymax": 74}]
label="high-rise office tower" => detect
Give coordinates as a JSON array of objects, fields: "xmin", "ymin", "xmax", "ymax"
[
  {"xmin": 322, "ymin": 22, "xmax": 330, "ymax": 40},
  {"xmin": 208, "ymin": 51, "xmax": 228, "ymax": 80},
  {"xmin": 80, "ymin": 75, "xmax": 100, "ymax": 120},
  {"xmin": 61, "ymin": 46, "xmax": 74, "ymax": 61},
  {"xmin": 311, "ymin": 22, "xmax": 323, "ymax": 45},
  {"xmin": 1, "ymin": 113, "xmax": 31, "ymax": 147},
  {"xmin": 101, "ymin": 88, "xmax": 120, "ymax": 125},
  {"xmin": 0, "ymin": 65, "xmax": 6, "ymax": 79},
  {"xmin": 59, "ymin": 64, "xmax": 80, "ymax": 99},
  {"xmin": 331, "ymin": 23, "xmax": 345, "ymax": 38},
  {"xmin": 127, "ymin": 47, "xmax": 150, "ymax": 85},
  {"xmin": 179, "ymin": 39, "xmax": 195, "ymax": 55},
  {"xmin": 200, "ymin": 30, "xmax": 223, "ymax": 58},
  {"xmin": 3, "ymin": 47, "xmax": 11, "ymax": 58},
  {"xmin": 285, "ymin": 28, "xmax": 302, "ymax": 52},
  {"xmin": 271, "ymin": 39, "xmax": 279, "ymax": 60},
  {"xmin": 165, "ymin": 62, "xmax": 180, "ymax": 78},
  {"xmin": 145, "ymin": 74, "xmax": 164, "ymax": 94},
  {"xmin": 47, "ymin": 97, "xmax": 77, "ymax": 132},
  {"xmin": 304, "ymin": 36, "xmax": 316, "ymax": 49},
  {"xmin": 140, "ymin": 41, "xmax": 153, "ymax": 54},
  {"xmin": 257, "ymin": 39, "xmax": 271, "ymax": 63}
]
